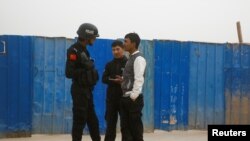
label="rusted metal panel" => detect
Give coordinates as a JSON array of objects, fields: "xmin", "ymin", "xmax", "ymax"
[{"xmin": 224, "ymin": 44, "xmax": 250, "ymax": 124}]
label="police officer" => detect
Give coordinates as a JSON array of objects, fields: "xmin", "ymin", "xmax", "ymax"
[
  {"xmin": 102, "ymin": 40, "xmax": 127, "ymax": 141},
  {"xmin": 65, "ymin": 23, "xmax": 100, "ymax": 141}
]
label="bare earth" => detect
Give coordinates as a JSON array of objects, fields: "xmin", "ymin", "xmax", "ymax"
[{"xmin": 0, "ymin": 130, "xmax": 207, "ymax": 141}]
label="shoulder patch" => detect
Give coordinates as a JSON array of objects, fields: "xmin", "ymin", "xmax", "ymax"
[{"xmin": 69, "ymin": 54, "xmax": 77, "ymax": 61}]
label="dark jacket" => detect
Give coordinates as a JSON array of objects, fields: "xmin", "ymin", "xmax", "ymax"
[
  {"xmin": 65, "ymin": 41, "xmax": 98, "ymax": 88},
  {"xmin": 102, "ymin": 56, "xmax": 127, "ymax": 101}
]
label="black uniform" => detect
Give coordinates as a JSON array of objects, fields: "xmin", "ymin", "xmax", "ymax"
[
  {"xmin": 65, "ymin": 41, "xmax": 100, "ymax": 141},
  {"xmin": 102, "ymin": 56, "xmax": 127, "ymax": 141}
]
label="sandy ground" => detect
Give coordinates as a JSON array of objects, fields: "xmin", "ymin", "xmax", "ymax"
[{"xmin": 0, "ymin": 130, "xmax": 207, "ymax": 141}]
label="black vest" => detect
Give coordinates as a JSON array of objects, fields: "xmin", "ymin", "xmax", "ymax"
[{"xmin": 121, "ymin": 52, "xmax": 143, "ymax": 94}]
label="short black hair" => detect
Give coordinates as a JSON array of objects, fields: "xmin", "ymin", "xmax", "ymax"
[
  {"xmin": 111, "ymin": 40, "xmax": 124, "ymax": 48},
  {"xmin": 124, "ymin": 33, "xmax": 141, "ymax": 49}
]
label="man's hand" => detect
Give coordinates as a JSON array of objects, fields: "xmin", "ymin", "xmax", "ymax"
[
  {"xmin": 130, "ymin": 93, "xmax": 139, "ymax": 101},
  {"xmin": 109, "ymin": 75, "xmax": 123, "ymax": 84}
]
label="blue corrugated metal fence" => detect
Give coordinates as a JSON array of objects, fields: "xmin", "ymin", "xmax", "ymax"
[
  {"xmin": 224, "ymin": 44, "xmax": 250, "ymax": 124},
  {"xmin": 32, "ymin": 37, "xmax": 154, "ymax": 134},
  {"xmin": 139, "ymin": 40, "xmax": 154, "ymax": 132},
  {"xmin": 154, "ymin": 41, "xmax": 250, "ymax": 130},
  {"xmin": 0, "ymin": 35, "xmax": 33, "ymax": 138},
  {"xmin": 154, "ymin": 40, "xmax": 189, "ymax": 130},
  {"xmin": 1, "ymin": 35, "xmax": 250, "ymax": 136},
  {"xmin": 188, "ymin": 42, "xmax": 225, "ymax": 129},
  {"xmin": 32, "ymin": 37, "xmax": 115, "ymax": 134},
  {"xmin": 32, "ymin": 37, "xmax": 75, "ymax": 134}
]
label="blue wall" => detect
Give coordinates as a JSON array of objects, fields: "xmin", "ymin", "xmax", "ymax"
[
  {"xmin": 85, "ymin": 39, "xmax": 114, "ymax": 134},
  {"xmin": 139, "ymin": 40, "xmax": 155, "ymax": 132},
  {"xmin": 154, "ymin": 40, "xmax": 189, "ymax": 130},
  {"xmin": 224, "ymin": 44, "xmax": 250, "ymax": 124},
  {"xmin": 154, "ymin": 41, "xmax": 250, "ymax": 130},
  {"xmin": 32, "ymin": 37, "xmax": 75, "ymax": 134},
  {"xmin": 1, "ymin": 35, "xmax": 250, "ymax": 136},
  {"xmin": 32, "ymin": 37, "xmax": 115, "ymax": 134},
  {"xmin": 31, "ymin": 37, "xmax": 155, "ymax": 134},
  {"xmin": 188, "ymin": 42, "xmax": 225, "ymax": 129},
  {"xmin": 0, "ymin": 35, "xmax": 33, "ymax": 138}
]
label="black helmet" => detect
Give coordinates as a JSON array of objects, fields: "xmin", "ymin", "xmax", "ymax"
[{"xmin": 77, "ymin": 23, "xmax": 99, "ymax": 39}]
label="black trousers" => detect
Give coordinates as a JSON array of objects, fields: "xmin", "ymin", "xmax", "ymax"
[
  {"xmin": 120, "ymin": 95, "xmax": 144, "ymax": 141},
  {"xmin": 104, "ymin": 98, "xmax": 120, "ymax": 141},
  {"xmin": 71, "ymin": 84, "xmax": 101, "ymax": 141}
]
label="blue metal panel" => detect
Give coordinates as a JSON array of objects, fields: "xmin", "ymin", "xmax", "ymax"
[
  {"xmin": 53, "ymin": 38, "xmax": 67, "ymax": 133},
  {"xmin": 240, "ymin": 67, "xmax": 250, "ymax": 124},
  {"xmin": 32, "ymin": 38, "xmax": 116, "ymax": 134},
  {"xmin": 0, "ymin": 35, "xmax": 32, "ymax": 138},
  {"xmin": 139, "ymin": 40, "xmax": 154, "ymax": 132},
  {"xmin": 231, "ymin": 44, "xmax": 241, "ymax": 124},
  {"xmin": 240, "ymin": 45, "xmax": 250, "ymax": 124},
  {"xmin": 196, "ymin": 43, "xmax": 206, "ymax": 129},
  {"xmin": 214, "ymin": 44, "xmax": 225, "ymax": 124},
  {"xmin": 18, "ymin": 36, "xmax": 33, "ymax": 134},
  {"xmin": 87, "ymin": 39, "xmax": 114, "ymax": 133},
  {"xmin": 169, "ymin": 41, "xmax": 181, "ymax": 130},
  {"xmin": 42, "ymin": 38, "xmax": 55, "ymax": 133},
  {"xmin": 204, "ymin": 44, "xmax": 215, "ymax": 126},
  {"xmin": 154, "ymin": 40, "xmax": 189, "ymax": 131},
  {"xmin": 153, "ymin": 40, "xmax": 162, "ymax": 129},
  {"xmin": 33, "ymin": 37, "xmax": 76, "ymax": 134},
  {"xmin": 188, "ymin": 42, "xmax": 225, "ymax": 129},
  {"xmin": 241, "ymin": 44, "xmax": 250, "ymax": 69},
  {"xmin": 0, "ymin": 36, "xmax": 8, "ymax": 136},
  {"xmin": 224, "ymin": 44, "xmax": 233, "ymax": 124},
  {"xmin": 64, "ymin": 39, "xmax": 75, "ymax": 133},
  {"xmin": 188, "ymin": 42, "xmax": 199, "ymax": 129},
  {"xmin": 33, "ymin": 37, "xmax": 45, "ymax": 133},
  {"xmin": 159, "ymin": 41, "xmax": 171, "ymax": 130},
  {"xmin": 7, "ymin": 36, "xmax": 20, "ymax": 133},
  {"xmin": 178, "ymin": 42, "xmax": 189, "ymax": 129},
  {"xmin": 224, "ymin": 44, "xmax": 250, "ymax": 124}
]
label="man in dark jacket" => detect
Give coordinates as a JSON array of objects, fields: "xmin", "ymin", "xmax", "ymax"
[
  {"xmin": 102, "ymin": 40, "xmax": 127, "ymax": 141},
  {"xmin": 65, "ymin": 23, "xmax": 101, "ymax": 141}
]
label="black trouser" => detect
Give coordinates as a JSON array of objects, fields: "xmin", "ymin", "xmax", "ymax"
[
  {"xmin": 104, "ymin": 98, "xmax": 120, "ymax": 141},
  {"xmin": 120, "ymin": 95, "xmax": 144, "ymax": 141},
  {"xmin": 71, "ymin": 84, "xmax": 101, "ymax": 141}
]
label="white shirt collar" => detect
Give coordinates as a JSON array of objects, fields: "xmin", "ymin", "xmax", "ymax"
[{"xmin": 131, "ymin": 50, "xmax": 140, "ymax": 55}]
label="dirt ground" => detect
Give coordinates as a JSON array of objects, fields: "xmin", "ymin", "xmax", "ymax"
[{"xmin": 0, "ymin": 130, "xmax": 207, "ymax": 141}]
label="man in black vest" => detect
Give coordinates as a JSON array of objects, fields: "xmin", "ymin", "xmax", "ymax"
[
  {"xmin": 65, "ymin": 23, "xmax": 100, "ymax": 141},
  {"xmin": 120, "ymin": 33, "xmax": 146, "ymax": 141},
  {"xmin": 102, "ymin": 40, "xmax": 127, "ymax": 141}
]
